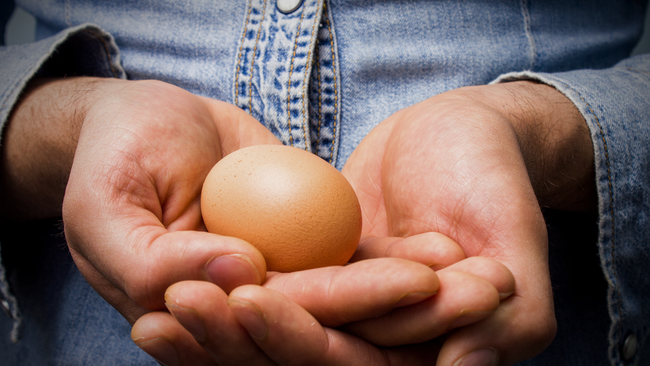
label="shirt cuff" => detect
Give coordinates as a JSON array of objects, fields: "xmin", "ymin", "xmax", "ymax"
[
  {"xmin": 0, "ymin": 23, "xmax": 125, "ymax": 342},
  {"xmin": 491, "ymin": 54, "xmax": 650, "ymax": 365}
]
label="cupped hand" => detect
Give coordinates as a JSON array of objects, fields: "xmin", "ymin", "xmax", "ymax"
[
  {"xmin": 132, "ymin": 252, "xmax": 514, "ymax": 366},
  {"xmin": 131, "ymin": 184, "xmax": 514, "ymax": 365},
  {"xmin": 341, "ymin": 81, "xmax": 586, "ymax": 365},
  {"xmin": 130, "ymin": 80, "xmax": 588, "ymax": 365},
  {"xmin": 62, "ymin": 79, "xmax": 282, "ymax": 324}
]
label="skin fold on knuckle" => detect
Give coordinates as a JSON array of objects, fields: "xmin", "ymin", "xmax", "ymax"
[
  {"xmin": 122, "ymin": 260, "xmax": 168, "ymax": 311},
  {"xmin": 440, "ymin": 257, "xmax": 515, "ymax": 296}
]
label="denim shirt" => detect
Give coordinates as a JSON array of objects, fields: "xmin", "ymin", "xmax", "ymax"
[{"xmin": 0, "ymin": 0, "xmax": 649, "ymax": 365}]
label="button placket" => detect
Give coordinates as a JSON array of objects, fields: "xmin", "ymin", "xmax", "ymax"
[
  {"xmin": 277, "ymin": 0, "xmax": 304, "ymax": 14},
  {"xmin": 308, "ymin": 0, "xmax": 341, "ymax": 165},
  {"xmin": 233, "ymin": 0, "xmax": 324, "ymax": 151},
  {"xmin": 0, "ymin": 298, "xmax": 12, "ymax": 319}
]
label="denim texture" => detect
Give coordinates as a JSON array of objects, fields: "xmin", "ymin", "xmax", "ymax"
[
  {"xmin": 0, "ymin": 0, "xmax": 648, "ymax": 364},
  {"xmin": 233, "ymin": 0, "xmax": 328, "ymax": 153}
]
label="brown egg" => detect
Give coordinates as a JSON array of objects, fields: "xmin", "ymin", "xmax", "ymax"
[{"xmin": 201, "ymin": 145, "xmax": 362, "ymax": 272}]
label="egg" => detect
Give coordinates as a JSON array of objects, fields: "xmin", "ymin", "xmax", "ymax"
[{"xmin": 200, "ymin": 145, "xmax": 362, "ymax": 272}]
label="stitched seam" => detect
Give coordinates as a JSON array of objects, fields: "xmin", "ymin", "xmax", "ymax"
[
  {"xmin": 325, "ymin": 2, "xmax": 337, "ymax": 163},
  {"xmin": 249, "ymin": 0, "xmax": 267, "ymax": 116},
  {"xmin": 287, "ymin": 6, "xmax": 307, "ymax": 147},
  {"xmin": 627, "ymin": 67, "xmax": 650, "ymax": 79},
  {"xmin": 65, "ymin": 0, "xmax": 72, "ymax": 26},
  {"xmin": 314, "ymin": 45, "xmax": 323, "ymax": 154},
  {"xmin": 562, "ymin": 82, "xmax": 620, "ymax": 337},
  {"xmin": 520, "ymin": 0, "xmax": 536, "ymax": 70},
  {"xmin": 301, "ymin": 1, "xmax": 322, "ymax": 150},
  {"xmin": 235, "ymin": 0, "xmax": 253, "ymax": 107}
]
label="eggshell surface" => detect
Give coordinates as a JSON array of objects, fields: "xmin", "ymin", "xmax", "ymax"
[{"xmin": 201, "ymin": 145, "xmax": 362, "ymax": 272}]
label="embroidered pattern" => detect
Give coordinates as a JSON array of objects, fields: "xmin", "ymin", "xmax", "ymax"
[{"xmin": 233, "ymin": 0, "xmax": 341, "ymax": 164}]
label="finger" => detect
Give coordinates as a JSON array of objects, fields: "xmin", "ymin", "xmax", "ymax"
[
  {"xmin": 340, "ymin": 257, "xmax": 515, "ymax": 347},
  {"xmin": 124, "ymin": 230, "xmax": 267, "ymax": 309},
  {"xmin": 229, "ymin": 285, "xmax": 441, "ymax": 366},
  {"xmin": 164, "ymin": 281, "xmax": 276, "ymax": 365},
  {"xmin": 88, "ymin": 232, "xmax": 266, "ymax": 327},
  {"xmin": 440, "ymin": 256, "xmax": 515, "ymax": 300},
  {"xmin": 132, "ymin": 311, "xmax": 215, "ymax": 366},
  {"xmin": 200, "ymin": 98, "xmax": 283, "ymax": 154},
  {"xmin": 263, "ymin": 257, "xmax": 439, "ymax": 326},
  {"xmin": 350, "ymin": 232, "xmax": 466, "ymax": 270},
  {"xmin": 67, "ymin": 222, "xmax": 267, "ymax": 311},
  {"xmin": 342, "ymin": 270, "xmax": 500, "ymax": 347},
  {"xmin": 437, "ymin": 297, "xmax": 556, "ymax": 366}
]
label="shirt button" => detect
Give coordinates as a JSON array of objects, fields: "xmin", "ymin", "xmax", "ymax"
[
  {"xmin": 0, "ymin": 298, "xmax": 13, "ymax": 319},
  {"xmin": 622, "ymin": 333, "xmax": 638, "ymax": 361},
  {"xmin": 277, "ymin": 0, "xmax": 303, "ymax": 14}
]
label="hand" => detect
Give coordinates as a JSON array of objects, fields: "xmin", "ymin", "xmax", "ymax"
[
  {"xmin": 133, "ymin": 82, "xmax": 582, "ymax": 365},
  {"xmin": 43, "ymin": 77, "xmax": 283, "ymax": 324},
  {"xmin": 342, "ymin": 81, "xmax": 594, "ymax": 365},
  {"xmin": 132, "ymin": 245, "xmax": 515, "ymax": 365},
  {"xmin": 0, "ymin": 77, "xmax": 513, "ymax": 364}
]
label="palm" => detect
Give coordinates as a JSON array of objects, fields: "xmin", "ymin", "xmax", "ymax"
[{"xmin": 345, "ymin": 94, "xmax": 543, "ymax": 256}]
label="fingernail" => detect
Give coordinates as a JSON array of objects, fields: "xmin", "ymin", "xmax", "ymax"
[
  {"xmin": 394, "ymin": 292, "xmax": 436, "ymax": 308},
  {"xmin": 454, "ymin": 348, "xmax": 498, "ymax": 366},
  {"xmin": 134, "ymin": 337, "xmax": 180, "ymax": 366},
  {"xmin": 166, "ymin": 304, "xmax": 207, "ymax": 342},
  {"xmin": 206, "ymin": 254, "xmax": 261, "ymax": 293},
  {"xmin": 450, "ymin": 311, "xmax": 494, "ymax": 329},
  {"xmin": 228, "ymin": 298, "xmax": 268, "ymax": 340},
  {"xmin": 499, "ymin": 291, "xmax": 514, "ymax": 300}
]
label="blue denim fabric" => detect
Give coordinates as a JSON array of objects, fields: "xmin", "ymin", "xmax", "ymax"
[
  {"xmin": 234, "ymin": 0, "xmax": 327, "ymax": 152},
  {"xmin": 0, "ymin": 22, "xmax": 124, "ymax": 345},
  {"xmin": 0, "ymin": 0, "xmax": 649, "ymax": 364},
  {"xmin": 0, "ymin": 219, "xmax": 156, "ymax": 365}
]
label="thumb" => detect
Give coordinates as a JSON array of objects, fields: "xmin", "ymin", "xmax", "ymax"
[
  {"xmin": 121, "ymin": 230, "xmax": 268, "ymax": 309},
  {"xmin": 64, "ymin": 211, "xmax": 268, "ymax": 312},
  {"xmin": 200, "ymin": 98, "xmax": 283, "ymax": 153}
]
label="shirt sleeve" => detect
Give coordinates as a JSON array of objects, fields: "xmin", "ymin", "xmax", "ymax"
[
  {"xmin": 0, "ymin": 22, "xmax": 125, "ymax": 342},
  {"xmin": 492, "ymin": 54, "xmax": 650, "ymax": 366}
]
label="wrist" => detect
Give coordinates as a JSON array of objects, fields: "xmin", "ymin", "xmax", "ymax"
[
  {"xmin": 0, "ymin": 76, "xmax": 128, "ymax": 220},
  {"xmin": 463, "ymin": 81, "xmax": 596, "ymax": 212}
]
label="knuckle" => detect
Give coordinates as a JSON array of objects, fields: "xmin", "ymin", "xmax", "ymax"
[{"xmin": 123, "ymin": 265, "xmax": 163, "ymax": 310}]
